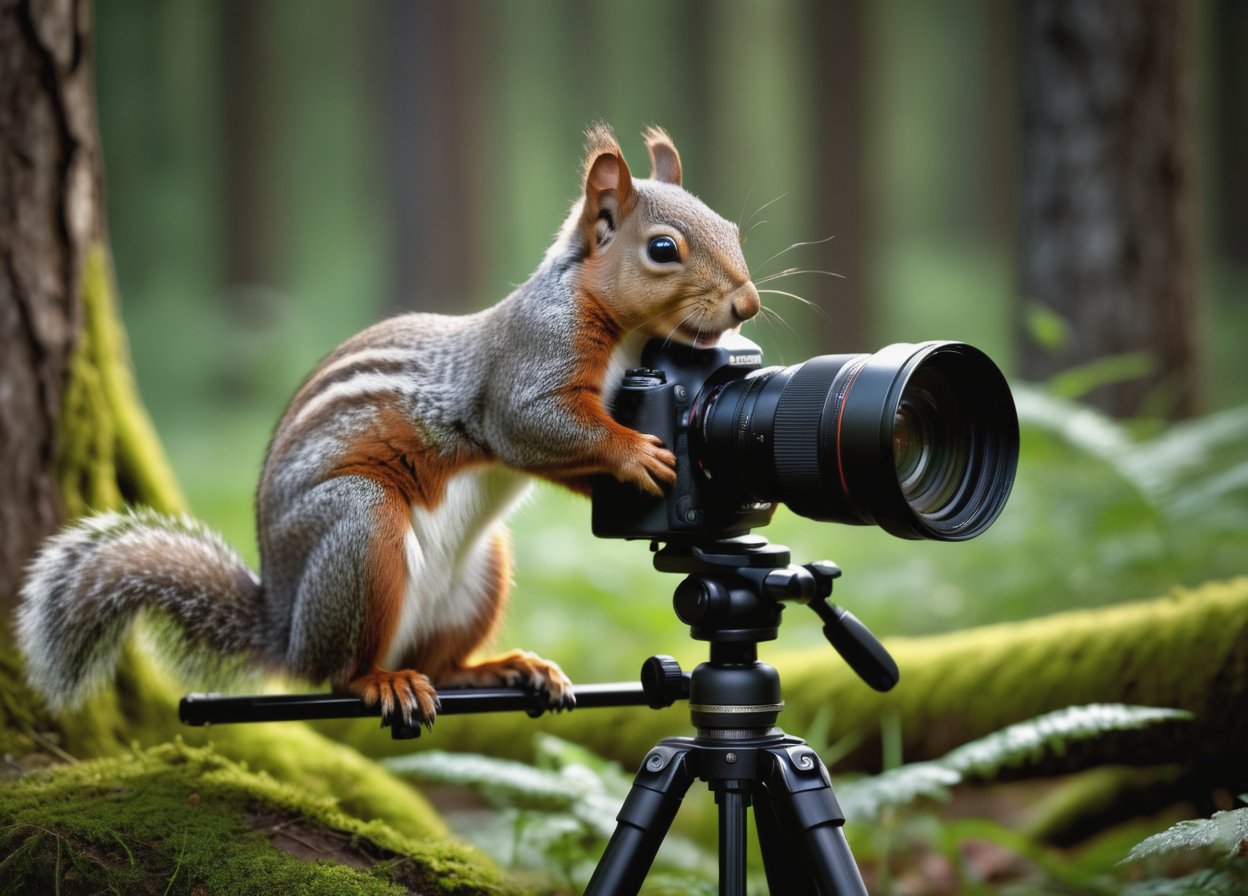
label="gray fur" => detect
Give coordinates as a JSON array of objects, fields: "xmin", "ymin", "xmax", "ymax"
[
  {"xmin": 16, "ymin": 509, "xmax": 264, "ymax": 711},
  {"xmin": 261, "ymin": 474, "xmax": 384, "ymax": 681}
]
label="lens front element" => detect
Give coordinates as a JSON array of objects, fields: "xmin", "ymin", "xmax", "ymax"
[{"xmin": 892, "ymin": 368, "xmax": 968, "ymax": 517}]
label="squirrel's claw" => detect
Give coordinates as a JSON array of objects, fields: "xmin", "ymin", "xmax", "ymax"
[
  {"xmin": 620, "ymin": 432, "xmax": 677, "ymax": 496},
  {"xmin": 347, "ymin": 668, "xmax": 440, "ymax": 730}
]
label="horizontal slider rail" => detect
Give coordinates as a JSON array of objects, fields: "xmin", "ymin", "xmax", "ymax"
[{"xmin": 180, "ymin": 681, "xmax": 681, "ymax": 728}]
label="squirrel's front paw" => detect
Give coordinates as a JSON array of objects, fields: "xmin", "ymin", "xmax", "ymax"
[
  {"xmin": 440, "ymin": 649, "xmax": 576, "ymax": 712},
  {"xmin": 346, "ymin": 668, "xmax": 441, "ymax": 729},
  {"xmin": 618, "ymin": 433, "xmax": 677, "ymax": 497}
]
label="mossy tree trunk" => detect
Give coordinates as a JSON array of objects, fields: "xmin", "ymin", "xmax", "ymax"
[
  {"xmin": 0, "ymin": 0, "xmax": 185, "ymax": 760},
  {"xmin": 0, "ymin": 0, "xmax": 183, "ymax": 615}
]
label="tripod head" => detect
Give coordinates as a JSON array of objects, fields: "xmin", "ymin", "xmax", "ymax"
[{"xmin": 654, "ymin": 535, "xmax": 899, "ymax": 690}]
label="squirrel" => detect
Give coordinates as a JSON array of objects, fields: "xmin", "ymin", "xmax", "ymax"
[{"xmin": 17, "ymin": 123, "xmax": 760, "ymax": 728}]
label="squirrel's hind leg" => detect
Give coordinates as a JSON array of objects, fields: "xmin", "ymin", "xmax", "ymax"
[{"xmin": 274, "ymin": 474, "xmax": 440, "ymax": 727}]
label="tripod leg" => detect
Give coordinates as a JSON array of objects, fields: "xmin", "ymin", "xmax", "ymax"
[
  {"xmin": 764, "ymin": 743, "xmax": 869, "ymax": 896},
  {"xmin": 584, "ymin": 742, "xmax": 695, "ymax": 896},
  {"xmin": 713, "ymin": 785, "xmax": 749, "ymax": 896},
  {"xmin": 755, "ymin": 789, "xmax": 818, "ymax": 895}
]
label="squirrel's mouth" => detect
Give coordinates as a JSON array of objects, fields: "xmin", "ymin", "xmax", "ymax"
[{"xmin": 675, "ymin": 322, "xmax": 727, "ymax": 349}]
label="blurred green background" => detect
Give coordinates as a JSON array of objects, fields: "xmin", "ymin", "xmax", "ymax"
[{"xmin": 93, "ymin": 0, "xmax": 1248, "ymax": 684}]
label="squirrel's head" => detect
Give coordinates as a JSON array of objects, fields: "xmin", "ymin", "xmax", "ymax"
[{"xmin": 569, "ymin": 123, "xmax": 760, "ymax": 348}]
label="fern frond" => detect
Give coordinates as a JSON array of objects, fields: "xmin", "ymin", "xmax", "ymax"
[
  {"xmin": 941, "ymin": 704, "xmax": 1190, "ymax": 777},
  {"xmin": 1125, "ymin": 804, "xmax": 1248, "ymax": 864},
  {"xmin": 839, "ymin": 704, "xmax": 1190, "ymax": 823}
]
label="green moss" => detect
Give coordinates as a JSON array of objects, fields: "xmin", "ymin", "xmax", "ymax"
[
  {"xmin": 191, "ymin": 722, "xmax": 451, "ymax": 844},
  {"xmin": 0, "ymin": 740, "xmax": 507, "ymax": 895},
  {"xmin": 56, "ymin": 243, "xmax": 185, "ymax": 520}
]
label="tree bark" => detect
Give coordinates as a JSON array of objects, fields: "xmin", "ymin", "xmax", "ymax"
[
  {"xmin": 0, "ymin": 0, "xmax": 98, "ymax": 603},
  {"xmin": 1018, "ymin": 0, "xmax": 1200, "ymax": 418}
]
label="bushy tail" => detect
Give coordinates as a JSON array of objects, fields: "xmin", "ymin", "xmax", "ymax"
[{"xmin": 16, "ymin": 508, "xmax": 265, "ymax": 712}]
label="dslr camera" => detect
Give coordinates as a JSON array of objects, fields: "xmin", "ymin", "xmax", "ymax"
[{"xmin": 592, "ymin": 335, "xmax": 1018, "ymax": 542}]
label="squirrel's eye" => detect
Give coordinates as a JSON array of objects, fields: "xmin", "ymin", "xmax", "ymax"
[{"xmin": 646, "ymin": 235, "xmax": 681, "ymax": 265}]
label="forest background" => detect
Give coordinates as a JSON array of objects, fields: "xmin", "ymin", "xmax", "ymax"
[
  {"xmin": 3, "ymin": 0, "xmax": 1245, "ymax": 891},
  {"xmin": 97, "ymin": 0, "xmax": 1247, "ymax": 675}
]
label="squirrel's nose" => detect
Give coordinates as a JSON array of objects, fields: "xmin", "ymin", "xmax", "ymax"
[{"xmin": 731, "ymin": 282, "xmax": 761, "ymax": 322}]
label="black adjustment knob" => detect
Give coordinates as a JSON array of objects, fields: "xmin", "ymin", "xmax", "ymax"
[
  {"xmin": 804, "ymin": 560, "xmax": 842, "ymax": 599},
  {"xmin": 763, "ymin": 566, "xmax": 817, "ymax": 602},
  {"xmin": 641, "ymin": 655, "xmax": 688, "ymax": 708},
  {"xmin": 674, "ymin": 577, "xmax": 712, "ymax": 624}
]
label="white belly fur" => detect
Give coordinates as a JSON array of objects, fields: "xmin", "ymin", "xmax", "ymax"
[{"xmin": 384, "ymin": 464, "xmax": 533, "ymax": 668}]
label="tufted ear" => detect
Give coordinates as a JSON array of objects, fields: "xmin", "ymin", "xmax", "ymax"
[
  {"xmin": 580, "ymin": 122, "xmax": 635, "ymax": 248},
  {"xmin": 642, "ymin": 125, "xmax": 682, "ymax": 186}
]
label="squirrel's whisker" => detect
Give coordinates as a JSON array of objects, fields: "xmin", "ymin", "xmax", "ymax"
[{"xmin": 755, "ymin": 234, "xmax": 837, "ymax": 275}]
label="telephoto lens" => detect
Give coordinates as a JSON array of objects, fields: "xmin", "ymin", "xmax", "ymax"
[{"xmin": 691, "ymin": 342, "xmax": 1018, "ymax": 540}]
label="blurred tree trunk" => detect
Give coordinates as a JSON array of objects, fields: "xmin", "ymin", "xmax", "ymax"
[
  {"xmin": 1018, "ymin": 0, "xmax": 1200, "ymax": 418},
  {"xmin": 0, "ymin": 0, "xmax": 181, "ymax": 610},
  {"xmin": 808, "ymin": 0, "xmax": 869, "ymax": 352},
  {"xmin": 384, "ymin": 0, "xmax": 483, "ymax": 314},
  {"xmin": 1212, "ymin": 0, "xmax": 1248, "ymax": 268},
  {"xmin": 221, "ymin": 0, "xmax": 278, "ymax": 304}
]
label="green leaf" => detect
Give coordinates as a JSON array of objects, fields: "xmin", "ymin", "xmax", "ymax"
[
  {"xmin": 1046, "ymin": 352, "xmax": 1156, "ymax": 402},
  {"xmin": 1024, "ymin": 301, "xmax": 1073, "ymax": 353},
  {"xmin": 1125, "ymin": 806, "xmax": 1248, "ymax": 863}
]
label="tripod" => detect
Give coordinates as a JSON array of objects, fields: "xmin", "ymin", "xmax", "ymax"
[
  {"xmin": 585, "ymin": 535, "xmax": 898, "ymax": 896},
  {"xmin": 180, "ymin": 534, "xmax": 896, "ymax": 895}
]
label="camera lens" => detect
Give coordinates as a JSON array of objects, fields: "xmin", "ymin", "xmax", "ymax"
[{"xmin": 692, "ymin": 342, "xmax": 1018, "ymax": 541}]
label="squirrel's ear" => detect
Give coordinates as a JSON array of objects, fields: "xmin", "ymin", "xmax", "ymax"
[
  {"xmin": 642, "ymin": 125, "xmax": 682, "ymax": 186},
  {"xmin": 581, "ymin": 123, "xmax": 634, "ymax": 247}
]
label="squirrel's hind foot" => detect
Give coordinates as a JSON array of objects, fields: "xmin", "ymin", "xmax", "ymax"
[
  {"xmin": 346, "ymin": 667, "xmax": 441, "ymax": 729},
  {"xmin": 439, "ymin": 649, "xmax": 576, "ymax": 711}
]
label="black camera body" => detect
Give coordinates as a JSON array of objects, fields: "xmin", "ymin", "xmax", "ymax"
[
  {"xmin": 592, "ymin": 334, "xmax": 1019, "ymax": 543},
  {"xmin": 592, "ymin": 336, "xmax": 776, "ymax": 540}
]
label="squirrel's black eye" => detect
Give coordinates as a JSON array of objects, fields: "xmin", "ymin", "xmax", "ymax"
[{"xmin": 647, "ymin": 235, "xmax": 681, "ymax": 265}]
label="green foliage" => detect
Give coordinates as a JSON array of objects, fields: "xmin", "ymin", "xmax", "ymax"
[{"xmin": 838, "ymin": 705, "xmax": 1191, "ymax": 823}]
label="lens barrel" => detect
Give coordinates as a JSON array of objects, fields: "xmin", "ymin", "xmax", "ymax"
[{"xmin": 693, "ymin": 342, "xmax": 1018, "ymax": 541}]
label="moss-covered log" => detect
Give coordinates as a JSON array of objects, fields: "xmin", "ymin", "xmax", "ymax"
[
  {"xmin": 341, "ymin": 578, "xmax": 1248, "ymax": 797},
  {"xmin": 781, "ymin": 577, "xmax": 1248, "ymax": 783}
]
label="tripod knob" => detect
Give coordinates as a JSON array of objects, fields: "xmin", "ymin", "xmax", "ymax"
[
  {"xmin": 763, "ymin": 566, "xmax": 817, "ymax": 602},
  {"xmin": 641, "ymin": 655, "xmax": 689, "ymax": 708}
]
